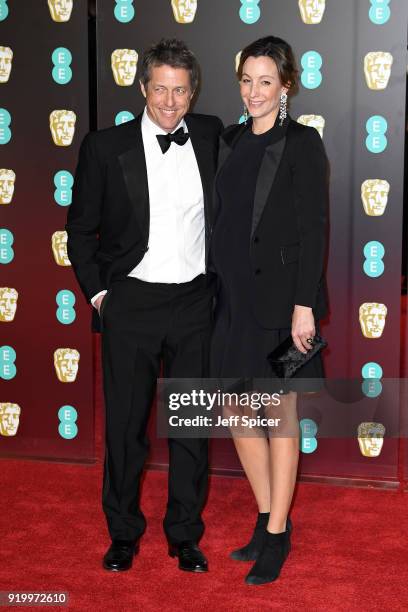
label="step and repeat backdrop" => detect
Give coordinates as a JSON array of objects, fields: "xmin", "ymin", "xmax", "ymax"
[
  {"xmin": 0, "ymin": 0, "xmax": 94, "ymax": 461},
  {"xmin": 96, "ymin": 0, "xmax": 408, "ymax": 484},
  {"xmin": 1, "ymin": 1, "xmax": 408, "ymax": 484}
]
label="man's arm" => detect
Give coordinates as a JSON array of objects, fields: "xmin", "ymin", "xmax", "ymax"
[{"xmin": 66, "ymin": 133, "xmax": 106, "ymax": 303}]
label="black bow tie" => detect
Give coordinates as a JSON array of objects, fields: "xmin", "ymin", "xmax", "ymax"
[{"xmin": 156, "ymin": 127, "xmax": 190, "ymax": 153}]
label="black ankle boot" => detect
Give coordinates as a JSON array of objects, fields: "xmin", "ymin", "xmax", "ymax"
[
  {"xmin": 230, "ymin": 514, "xmax": 292, "ymax": 562},
  {"xmin": 245, "ymin": 530, "xmax": 291, "ymax": 585}
]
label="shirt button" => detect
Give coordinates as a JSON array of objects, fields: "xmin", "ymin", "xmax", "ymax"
[
  {"xmin": 255, "ymin": 268, "xmax": 261, "ymax": 275},
  {"xmin": 253, "ymin": 236, "xmax": 259, "ymax": 244}
]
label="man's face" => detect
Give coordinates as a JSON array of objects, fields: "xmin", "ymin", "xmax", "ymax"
[
  {"xmin": 359, "ymin": 304, "xmax": 387, "ymax": 338},
  {"xmin": 52, "ymin": 231, "xmax": 71, "ymax": 266},
  {"xmin": 364, "ymin": 52, "xmax": 393, "ymax": 90},
  {"xmin": 111, "ymin": 50, "xmax": 138, "ymax": 86},
  {"xmin": 171, "ymin": 0, "xmax": 198, "ymax": 23},
  {"xmin": 0, "ymin": 170, "xmax": 15, "ymax": 204},
  {"xmin": 361, "ymin": 180, "xmax": 390, "ymax": 216},
  {"xmin": 297, "ymin": 114, "xmax": 325, "ymax": 139},
  {"xmin": 0, "ymin": 404, "xmax": 20, "ymax": 436},
  {"xmin": 140, "ymin": 64, "xmax": 194, "ymax": 133},
  {"xmin": 50, "ymin": 111, "xmax": 76, "ymax": 146},
  {"xmin": 298, "ymin": 0, "xmax": 326, "ymax": 24},
  {"xmin": 0, "ymin": 288, "xmax": 18, "ymax": 321},
  {"xmin": 0, "ymin": 47, "xmax": 12, "ymax": 83},
  {"xmin": 54, "ymin": 349, "xmax": 79, "ymax": 382},
  {"xmin": 48, "ymin": 0, "xmax": 73, "ymax": 22}
]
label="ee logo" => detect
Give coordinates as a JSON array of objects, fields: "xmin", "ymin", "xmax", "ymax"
[
  {"xmin": 239, "ymin": 0, "xmax": 261, "ymax": 24},
  {"xmin": 115, "ymin": 110, "xmax": 135, "ymax": 125},
  {"xmin": 0, "ymin": 345, "xmax": 16, "ymax": 379},
  {"xmin": 362, "ymin": 362, "xmax": 383, "ymax": 398},
  {"xmin": 301, "ymin": 51, "xmax": 323, "ymax": 89},
  {"xmin": 56, "ymin": 290, "xmax": 76, "ymax": 325},
  {"xmin": 58, "ymin": 405, "xmax": 78, "ymax": 439},
  {"xmin": 0, "ymin": 228, "xmax": 14, "ymax": 264},
  {"xmin": 52, "ymin": 47, "xmax": 72, "ymax": 85},
  {"xmin": 0, "ymin": 0, "xmax": 8, "ymax": 21},
  {"xmin": 114, "ymin": 0, "xmax": 135, "ymax": 23},
  {"xmin": 300, "ymin": 418, "xmax": 318, "ymax": 454},
  {"xmin": 363, "ymin": 241, "xmax": 384, "ymax": 278},
  {"xmin": 54, "ymin": 170, "xmax": 73, "ymax": 206},
  {"xmin": 369, "ymin": 0, "xmax": 391, "ymax": 25},
  {"xmin": 362, "ymin": 362, "xmax": 383, "ymax": 380},
  {"xmin": 0, "ymin": 108, "xmax": 11, "ymax": 144},
  {"xmin": 366, "ymin": 115, "xmax": 387, "ymax": 153}
]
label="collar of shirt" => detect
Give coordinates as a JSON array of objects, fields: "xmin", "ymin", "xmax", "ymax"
[{"xmin": 141, "ymin": 107, "xmax": 188, "ymax": 148}]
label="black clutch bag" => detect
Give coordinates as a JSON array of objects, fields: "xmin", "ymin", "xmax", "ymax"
[{"xmin": 267, "ymin": 334, "xmax": 327, "ymax": 379}]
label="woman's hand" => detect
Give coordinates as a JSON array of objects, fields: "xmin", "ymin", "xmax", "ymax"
[{"xmin": 292, "ymin": 305, "xmax": 315, "ymax": 354}]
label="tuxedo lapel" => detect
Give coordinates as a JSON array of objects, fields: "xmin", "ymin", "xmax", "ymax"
[
  {"xmin": 251, "ymin": 136, "xmax": 286, "ymax": 240},
  {"xmin": 186, "ymin": 116, "xmax": 214, "ymax": 228},
  {"xmin": 118, "ymin": 116, "xmax": 150, "ymax": 245}
]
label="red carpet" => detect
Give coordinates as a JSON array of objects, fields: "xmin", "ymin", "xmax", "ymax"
[{"xmin": 1, "ymin": 460, "xmax": 408, "ymax": 611}]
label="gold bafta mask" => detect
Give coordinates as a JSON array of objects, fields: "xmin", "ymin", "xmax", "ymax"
[
  {"xmin": 359, "ymin": 303, "xmax": 387, "ymax": 339},
  {"xmin": 298, "ymin": 0, "xmax": 326, "ymax": 24},
  {"xmin": 48, "ymin": 0, "xmax": 73, "ymax": 22},
  {"xmin": 357, "ymin": 422, "xmax": 385, "ymax": 457},
  {"xmin": 111, "ymin": 49, "xmax": 138, "ymax": 87},
  {"xmin": 0, "ymin": 46, "xmax": 13, "ymax": 83},
  {"xmin": 0, "ymin": 403, "xmax": 21, "ymax": 436},
  {"xmin": 235, "ymin": 51, "xmax": 242, "ymax": 74},
  {"xmin": 52, "ymin": 230, "xmax": 71, "ymax": 266},
  {"xmin": 54, "ymin": 348, "xmax": 80, "ymax": 382},
  {"xmin": 364, "ymin": 52, "xmax": 393, "ymax": 90},
  {"xmin": 297, "ymin": 114, "xmax": 325, "ymax": 139},
  {"xmin": 361, "ymin": 179, "xmax": 390, "ymax": 217},
  {"xmin": 0, "ymin": 287, "xmax": 18, "ymax": 322},
  {"xmin": 50, "ymin": 110, "xmax": 76, "ymax": 146},
  {"xmin": 0, "ymin": 169, "xmax": 15, "ymax": 205},
  {"xmin": 171, "ymin": 0, "xmax": 198, "ymax": 23}
]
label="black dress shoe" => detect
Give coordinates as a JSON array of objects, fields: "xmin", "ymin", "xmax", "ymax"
[
  {"xmin": 230, "ymin": 513, "xmax": 293, "ymax": 562},
  {"xmin": 168, "ymin": 541, "xmax": 208, "ymax": 573},
  {"xmin": 103, "ymin": 540, "xmax": 139, "ymax": 572}
]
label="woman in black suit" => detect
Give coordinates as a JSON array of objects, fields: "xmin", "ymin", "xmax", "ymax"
[{"xmin": 210, "ymin": 36, "xmax": 328, "ymax": 585}]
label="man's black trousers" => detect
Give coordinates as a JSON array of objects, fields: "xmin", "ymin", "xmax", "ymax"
[{"xmin": 100, "ymin": 274, "xmax": 213, "ymax": 544}]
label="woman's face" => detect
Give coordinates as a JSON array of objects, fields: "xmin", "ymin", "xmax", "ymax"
[{"xmin": 240, "ymin": 55, "xmax": 288, "ymax": 121}]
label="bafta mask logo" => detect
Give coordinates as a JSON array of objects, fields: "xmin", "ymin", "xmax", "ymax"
[
  {"xmin": 50, "ymin": 110, "xmax": 76, "ymax": 146},
  {"xmin": 0, "ymin": 402, "xmax": 20, "ymax": 436},
  {"xmin": 48, "ymin": 0, "xmax": 73, "ymax": 22},
  {"xmin": 298, "ymin": 0, "xmax": 326, "ymax": 24},
  {"xmin": 171, "ymin": 0, "xmax": 198, "ymax": 23},
  {"xmin": 52, "ymin": 230, "xmax": 71, "ymax": 266},
  {"xmin": 0, "ymin": 46, "xmax": 12, "ymax": 83},
  {"xmin": 54, "ymin": 348, "xmax": 80, "ymax": 382},
  {"xmin": 0, "ymin": 169, "xmax": 15, "ymax": 204},
  {"xmin": 358, "ymin": 422, "xmax": 385, "ymax": 457},
  {"xmin": 364, "ymin": 52, "xmax": 393, "ymax": 90},
  {"xmin": 111, "ymin": 49, "xmax": 138, "ymax": 87},
  {"xmin": 0, "ymin": 287, "xmax": 17, "ymax": 322},
  {"xmin": 235, "ymin": 51, "xmax": 242, "ymax": 74},
  {"xmin": 359, "ymin": 303, "xmax": 387, "ymax": 339},
  {"xmin": 361, "ymin": 179, "xmax": 390, "ymax": 216},
  {"xmin": 297, "ymin": 114, "xmax": 325, "ymax": 139}
]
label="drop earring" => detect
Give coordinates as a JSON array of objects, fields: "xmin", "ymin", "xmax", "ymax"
[
  {"xmin": 279, "ymin": 92, "xmax": 287, "ymax": 126},
  {"xmin": 243, "ymin": 105, "xmax": 249, "ymax": 125}
]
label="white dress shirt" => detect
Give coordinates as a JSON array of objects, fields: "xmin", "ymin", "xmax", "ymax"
[{"xmin": 91, "ymin": 107, "xmax": 205, "ymax": 307}]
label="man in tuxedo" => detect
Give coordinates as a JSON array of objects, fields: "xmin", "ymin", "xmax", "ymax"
[{"xmin": 66, "ymin": 39, "xmax": 223, "ymax": 573}]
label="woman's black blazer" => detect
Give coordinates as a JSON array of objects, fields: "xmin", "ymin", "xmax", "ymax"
[{"xmin": 213, "ymin": 116, "xmax": 329, "ymax": 329}]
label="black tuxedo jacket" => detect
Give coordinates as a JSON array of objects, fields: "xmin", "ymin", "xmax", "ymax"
[
  {"xmin": 66, "ymin": 112, "xmax": 223, "ymax": 331},
  {"xmin": 213, "ymin": 116, "xmax": 329, "ymax": 329}
]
